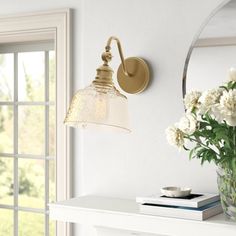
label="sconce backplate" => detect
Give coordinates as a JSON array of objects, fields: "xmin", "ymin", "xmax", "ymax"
[{"xmin": 117, "ymin": 57, "xmax": 150, "ymax": 94}]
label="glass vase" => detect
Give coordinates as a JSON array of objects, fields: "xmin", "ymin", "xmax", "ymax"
[{"xmin": 217, "ymin": 167, "xmax": 236, "ymax": 220}]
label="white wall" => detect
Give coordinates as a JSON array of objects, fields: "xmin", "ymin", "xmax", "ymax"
[
  {"xmin": 80, "ymin": 0, "xmax": 227, "ymax": 199},
  {"xmin": 0, "ymin": 0, "xmax": 230, "ymax": 235}
]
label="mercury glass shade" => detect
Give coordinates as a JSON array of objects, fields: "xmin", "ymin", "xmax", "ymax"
[{"xmin": 64, "ymin": 83, "xmax": 130, "ymax": 132}]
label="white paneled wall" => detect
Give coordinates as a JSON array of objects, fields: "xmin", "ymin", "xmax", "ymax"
[
  {"xmin": 80, "ymin": 0, "xmax": 226, "ymax": 197},
  {"xmin": 0, "ymin": 0, "xmax": 230, "ymax": 235}
]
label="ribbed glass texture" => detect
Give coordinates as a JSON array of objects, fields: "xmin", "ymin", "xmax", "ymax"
[{"xmin": 64, "ymin": 84, "xmax": 130, "ymax": 132}]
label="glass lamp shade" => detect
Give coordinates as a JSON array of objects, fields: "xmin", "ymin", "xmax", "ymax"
[{"xmin": 64, "ymin": 83, "xmax": 130, "ymax": 132}]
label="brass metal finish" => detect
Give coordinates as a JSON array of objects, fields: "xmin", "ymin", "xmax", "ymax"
[
  {"xmin": 93, "ymin": 64, "xmax": 114, "ymax": 89},
  {"xmin": 106, "ymin": 36, "xmax": 129, "ymax": 76},
  {"xmin": 91, "ymin": 36, "xmax": 150, "ymax": 94},
  {"xmin": 117, "ymin": 57, "xmax": 150, "ymax": 94}
]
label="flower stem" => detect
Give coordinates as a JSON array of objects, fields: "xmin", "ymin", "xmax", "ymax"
[
  {"xmin": 234, "ymin": 127, "xmax": 236, "ymax": 156},
  {"xmin": 186, "ymin": 136, "xmax": 220, "ymax": 158}
]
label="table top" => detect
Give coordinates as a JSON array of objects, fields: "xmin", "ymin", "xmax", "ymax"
[{"xmin": 49, "ymin": 195, "xmax": 236, "ymax": 236}]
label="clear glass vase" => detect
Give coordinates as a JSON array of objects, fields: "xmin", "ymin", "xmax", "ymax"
[{"xmin": 217, "ymin": 167, "xmax": 236, "ymax": 220}]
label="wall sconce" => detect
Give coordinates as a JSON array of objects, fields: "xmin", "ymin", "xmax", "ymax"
[{"xmin": 64, "ymin": 36, "xmax": 150, "ymax": 132}]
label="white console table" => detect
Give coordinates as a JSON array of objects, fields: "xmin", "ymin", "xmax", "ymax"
[{"xmin": 49, "ymin": 196, "xmax": 236, "ymax": 236}]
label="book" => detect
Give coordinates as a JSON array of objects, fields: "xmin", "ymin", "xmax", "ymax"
[
  {"xmin": 139, "ymin": 201, "xmax": 222, "ymax": 221},
  {"xmin": 136, "ymin": 193, "xmax": 220, "ymax": 208}
]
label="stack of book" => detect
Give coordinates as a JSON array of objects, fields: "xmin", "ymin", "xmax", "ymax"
[{"xmin": 136, "ymin": 193, "xmax": 222, "ymax": 221}]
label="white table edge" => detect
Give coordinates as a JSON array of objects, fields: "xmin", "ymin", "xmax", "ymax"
[{"xmin": 49, "ymin": 195, "xmax": 236, "ymax": 236}]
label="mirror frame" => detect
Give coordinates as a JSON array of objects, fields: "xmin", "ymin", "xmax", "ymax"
[{"xmin": 182, "ymin": 0, "xmax": 231, "ymax": 98}]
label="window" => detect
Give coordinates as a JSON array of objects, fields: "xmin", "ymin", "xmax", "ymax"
[
  {"xmin": 0, "ymin": 9, "xmax": 72, "ymax": 236},
  {"xmin": 0, "ymin": 42, "xmax": 56, "ymax": 236}
]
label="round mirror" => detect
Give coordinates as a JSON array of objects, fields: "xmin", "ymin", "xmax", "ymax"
[{"xmin": 183, "ymin": 0, "xmax": 236, "ymax": 97}]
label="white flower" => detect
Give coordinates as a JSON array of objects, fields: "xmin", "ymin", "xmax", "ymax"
[
  {"xmin": 212, "ymin": 89, "xmax": 236, "ymax": 126},
  {"xmin": 198, "ymin": 88, "xmax": 223, "ymax": 114},
  {"xmin": 178, "ymin": 113, "xmax": 198, "ymax": 135},
  {"xmin": 220, "ymin": 90, "xmax": 236, "ymax": 115},
  {"xmin": 228, "ymin": 68, "xmax": 236, "ymax": 82},
  {"xmin": 166, "ymin": 125, "xmax": 185, "ymax": 149},
  {"xmin": 210, "ymin": 105, "xmax": 224, "ymax": 124},
  {"xmin": 184, "ymin": 91, "xmax": 202, "ymax": 111}
]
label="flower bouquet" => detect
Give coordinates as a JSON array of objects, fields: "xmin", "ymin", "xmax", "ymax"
[{"xmin": 166, "ymin": 68, "xmax": 236, "ymax": 220}]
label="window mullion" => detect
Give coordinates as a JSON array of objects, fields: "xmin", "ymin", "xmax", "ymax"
[
  {"xmin": 13, "ymin": 52, "xmax": 18, "ymax": 236},
  {"xmin": 0, "ymin": 153, "xmax": 55, "ymax": 160},
  {"xmin": 0, "ymin": 101, "xmax": 55, "ymax": 106},
  {"xmin": 45, "ymin": 51, "xmax": 50, "ymax": 236}
]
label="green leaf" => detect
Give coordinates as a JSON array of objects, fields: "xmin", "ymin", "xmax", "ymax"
[{"xmin": 219, "ymin": 85, "xmax": 228, "ymax": 91}]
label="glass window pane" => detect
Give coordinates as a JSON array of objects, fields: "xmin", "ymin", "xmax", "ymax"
[
  {"xmin": 49, "ymin": 51, "xmax": 55, "ymax": 102},
  {"xmin": 49, "ymin": 106, "xmax": 55, "ymax": 156},
  {"xmin": 0, "ymin": 157, "xmax": 13, "ymax": 205},
  {"xmin": 0, "ymin": 53, "xmax": 14, "ymax": 101},
  {"xmin": 49, "ymin": 160, "xmax": 55, "ymax": 203},
  {"xmin": 0, "ymin": 209, "xmax": 13, "ymax": 235},
  {"xmin": 49, "ymin": 219, "xmax": 56, "ymax": 236},
  {"xmin": 18, "ymin": 159, "xmax": 45, "ymax": 209},
  {"xmin": 18, "ymin": 52, "xmax": 45, "ymax": 101},
  {"xmin": 19, "ymin": 211, "xmax": 44, "ymax": 236},
  {"xmin": 18, "ymin": 106, "xmax": 45, "ymax": 155},
  {"xmin": 0, "ymin": 105, "xmax": 13, "ymax": 153}
]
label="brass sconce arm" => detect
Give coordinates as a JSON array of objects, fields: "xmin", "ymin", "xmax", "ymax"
[
  {"xmin": 105, "ymin": 36, "xmax": 129, "ymax": 76},
  {"xmin": 97, "ymin": 36, "xmax": 149, "ymax": 94}
]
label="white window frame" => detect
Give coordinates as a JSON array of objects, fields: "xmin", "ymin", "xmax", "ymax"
[{"xmin": 0, "ymin": 9, "xmax": 72, "ymax": 236}]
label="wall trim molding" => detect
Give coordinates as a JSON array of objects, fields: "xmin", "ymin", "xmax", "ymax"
[
  {"xmin": 0, "ymin": 9, "xmax": 72, "ymax": 236},
  {"xmin": 195, "ymin": 37, "xmax": 236, "ymax": 47}
]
